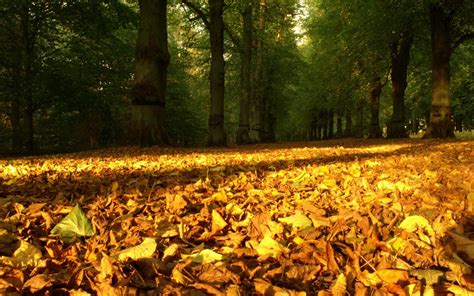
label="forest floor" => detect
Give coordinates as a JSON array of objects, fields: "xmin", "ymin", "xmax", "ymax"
[{"xmin": 1, "ymin": 139, "xmax": 473, "ymax": 295}]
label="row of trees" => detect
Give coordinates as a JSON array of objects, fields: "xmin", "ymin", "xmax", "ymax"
[
  {"xmin": 297, "ymin": 0, "xmax": 473, "ymax": 141},
  {"xmin": 132, "ymin": 0, "xmax": 300, "ymax": 146},
  {"xmin": 0, "ymin": 0, "xmax": 472, "ymax": 153}
]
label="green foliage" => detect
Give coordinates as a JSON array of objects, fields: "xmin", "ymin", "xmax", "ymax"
[
  {"xmin": 50, "ymin": 204, "xmax": 95, "ymax": 239},
  {"xmin": 0, "ymin": 0, "xmax": 472, "ymax": 152}
]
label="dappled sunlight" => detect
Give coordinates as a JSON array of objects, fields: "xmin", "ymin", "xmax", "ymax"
[{"xmin": 1, "ymin": 139, "xmax": 473, "ymax": 294}]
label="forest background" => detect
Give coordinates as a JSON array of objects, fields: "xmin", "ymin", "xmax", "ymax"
[{"xmin": 0, "ymin": 0, "xmax": 473, "ymax": 154}]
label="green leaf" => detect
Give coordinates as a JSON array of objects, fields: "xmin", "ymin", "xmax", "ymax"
[
  {"xmin": 115, "ymin": 238, "xmax": 157, "ymax": 261},
  {"xmin": 50, "ymin": 204, "xmax": 95, "ymax": 238}
]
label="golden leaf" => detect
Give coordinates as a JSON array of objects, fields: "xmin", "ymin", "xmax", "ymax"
[
  {"xmin": 331, "ymin": 273, "xmax": 347, "ymax": 296},
  {"xmin": 212, "ymin": 209, "xmax": 228, "ymax": 233},
  {"xmin": 114, "ymin": 238, "xmax": 157, "ymax": 261}
]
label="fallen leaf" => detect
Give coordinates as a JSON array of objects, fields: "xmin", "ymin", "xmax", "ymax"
[
  {"xmin": 114, "ymin": 238, "xmax": 157, "ymax": 261},
  {"xmin": 50, "ymin": 204, "xmax": 95, "ymax": 239},
  {"xmin": 278, "ymin": 211, "xmax": 313, "ymax": 230}
]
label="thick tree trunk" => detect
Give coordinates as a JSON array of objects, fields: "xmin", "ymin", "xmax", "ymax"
[
  {"xmin": 368, "ymin": 78, "xmax": 383, "ymax": 139},
  {"xmin": 207, "ymin": 0, "xmax": 226, "ymax": 146},
  {"xmin": 424, "ymin": 4, "xmax": 455, "ymax": 138},
  {"xmin": 132, "ymin": 0, "xmax": 169, "ymax": 146},
  {"xmin": 236, "ymin": 3, "xmax": 253, "ymax": 145},
  {"xmin": 250, "ymin": 0, "xmax": 266, "ymax": 142},
  {"xmin": 388, "ymin": 34, "xmax": 413, "ymax": 138},
  {"xmin": 19, "ymin": 4, "xmax": 36, "ymax": 153}
]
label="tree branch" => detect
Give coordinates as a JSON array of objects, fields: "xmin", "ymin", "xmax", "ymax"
[
  {"xmin": 181, "ymin": 0, "xmax": 210, "ymax": 30},
  {"xmin": 452, "ymin": 32, "xmax": 474, "ymax": 51},
  {"xmin": 224, "ymin": 22, "xmax": 241, "ymax": 48}
]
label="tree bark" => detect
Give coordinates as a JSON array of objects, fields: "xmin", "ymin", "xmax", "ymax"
[
  {"xmin": 236, "ymin": 2, "xmax": 253, "ymax": 145},
  {"xmin": 207, "ymin": 0, "xmax": 226, "ymax": 146},
  {"xmin": 328, "ymin": 110, "xmax": 334, "ymax": 139},
  {"xmin": 19, "ymin": 2, "xmax": 36, "ymax": 153},
  {"xmin": 355, "ymin": 100, "xmax": 364, "ymax": 138},
  {"xmin": 336, "ymin": 111, "xmax": 343, "ymax": 138},
  {"xmin": 344, "ymin": 111, "xmax": 352, "ymax": 137},
  {"xmin": 388, "ymin": 34, "xmax": 413, "ymax": 138},
  {"xmin": 424, "ymin": 4, "xmax": 455, "ymax": 138},
  {"xmin": 368, "ymin": 78, "xmax": 383, "ymax": 139},
  {"xmin": 10, "ymin": 99, "xmax": 22, "ymax": 152},
  {"xmin": 132, "ymin": 0, "xmax": 169, "ymax": 146},
  {"xmin": 250, "ymin": 0, "xmax": 266, "ymax": 142}
]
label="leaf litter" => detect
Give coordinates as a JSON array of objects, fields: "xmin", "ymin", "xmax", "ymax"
[{"xmin": 0, "ymin": 139, "xmax": 473, "ymax": 295}]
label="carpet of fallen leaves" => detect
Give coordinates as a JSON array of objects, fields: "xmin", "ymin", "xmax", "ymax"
[{"xmin": 1, "ymin": 139, "xmax": 474, "ymax": 295}]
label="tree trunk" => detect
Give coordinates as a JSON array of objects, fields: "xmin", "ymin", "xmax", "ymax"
[
  {"xmin": 207, "ymin": 0, "xmax": 226, "ymax": 146},
  {"xmin": 328, "ymin": 110, "xmax": 334, "ymax": 139},
  {"xmin": 10, "ymin": 99, "xmax": 22, "ymax": 152},
  {"xmin": 368, "ymin": 78, "xmax": 383, "ymax": 138},
  {"xmin": 424, "ymin": 4, "xmax": 455, "ymax": 138},
  {"xmin": 344, "ymin": 111, "xmax": 352, "ymax": 137},
  {"xmin": 336, "ymin": 111, "xmax": 343, "ymax": 138},
  {"xmin": 236, "ymin": 2, "xmax": 253, "ymax": 145},
  {"xmin": 250, "ymin": 0, "xmax": 266, "ymax": 142},
  {"xmin": 355, "ymin": 100, "xmax": 364, "ymax": 138},
  {"xmin": 132, "ymin": 0, "xmax": 169, "ymax": 146},
  {"xmin": 20, "ymin": 3, "xmax": 35, "ymax": 153},
  {"xmin": 388, "ymin": 34, "xmax": 413, "ymax": 138}
]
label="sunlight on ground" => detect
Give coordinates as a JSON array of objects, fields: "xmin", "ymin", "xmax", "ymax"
[{"xmin": 1, "ymin": 139, "xmax": 473, "ymax": 294}]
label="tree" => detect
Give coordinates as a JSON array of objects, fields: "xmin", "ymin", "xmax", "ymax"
[
  {"xmin": 424, "ymin": 1, "xmax": 474, "ymax": 138},
  {"xmin": 131, "ymin": 0, "xmax": 170, "ymax": 146},
  {"xmin": 181, "ymin": 0, "xmax": 227, "ymax": 146},
  {"xmin": 236, "ymin": 0, "xmax": 253, "ymax": 145},
  {"xmin": 388, "ymin": 32, "xmax": 413, "ymax": 138},
  {"xmin": 207, "ymin": 0, "xmax": 227, "ymax": 146}
]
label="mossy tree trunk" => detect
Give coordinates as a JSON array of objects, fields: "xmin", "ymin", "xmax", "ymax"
[
  {"xmin": 207, "ymin": 0, "xmax": 227, "ymax": 146},
  {"xmin": 424, "ymin": 4, "xmax": 454, "ymax": 138},
  {"xmin": 250, "ymin": 0, "xmax": 266, "ymax": 143},
  {"xmin": 237, "ymin": 2, "xmax": 253, "ymax": 145},
  {"xmin": 132, "ymin": 0, "xmax": 169, "ymax": 147}
]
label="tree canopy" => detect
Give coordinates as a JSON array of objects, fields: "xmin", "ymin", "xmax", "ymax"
[{"xmin": 0, "ymin": 0, "xmax": 472, "ymax": 153}]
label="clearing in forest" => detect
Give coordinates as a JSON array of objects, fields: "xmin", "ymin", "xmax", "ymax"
[{"xmin": 0, "ymin": 139, "xmax": 473, "ymax": 295}]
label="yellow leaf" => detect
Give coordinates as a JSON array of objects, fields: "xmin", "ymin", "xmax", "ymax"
[
  {"xmin": 278, "ymin": 211, "xmax": 313, "ymax": 230},
  {"xmin": 0, "ymin": 239, "xmax": 42, "ymax": 268},
  {"xmin": 448, "ymin": 284, "xmax": 474, "ymax": 296},
  {"xmin": 163, "ymin": 244, "xmax": 180, "ymax": 261},
  {"xmin": 99, "ymin": 255, "xmax": 114, "ymax": 281},
  {"xmin": 212, "ymin": 210, "xmax": 228, "ymax": 233},
  {"xmin": 114, "ymin": 238, "xmax": 157, "ymax": 261},
  {"xmin": 246, "ymin": 235, "xmax": 287, "ymax": 258},
  {"xmin": 399, "ymin": 215, "xmax": 435, "ymax": 237},
  {"xmin": 186, "ymin": 249, "xmax": 225, "ymax": 264},
  {"xmin": 331, "ymin": 273, "xmax": 347, "ymax": 296},
  {"xmin": 172, "ymin": 267, "xmax": 190, "ymax": 285},
  {"xmin": 376, "ymin": 269, "xmax": 409, "ymax": 284},
  {"xmin": 424, "ymin": 170, "xmax": 438, "ymax": 179},
  {"xmin": 226, "ymin": 203, "xmax": 244, "ymax": 216},
  {"xmin": 377, "ymin": 180, "xmax": 396, "ymax": 192},
  {"xmin": 467, "ymin": 192, "xmax": 474, "ymax": 213},
  {"xmin": 387, "ymin": 237, "xmax": 408, "ymax": 252},
  {"xmin": 211, "ymin": 189, "xmax": 228, "ymax": 202},
  {"xmin": 348, "ymin": 164, "xmax": 361, "ymax": 177}
]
